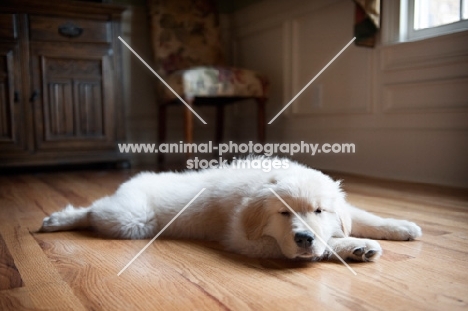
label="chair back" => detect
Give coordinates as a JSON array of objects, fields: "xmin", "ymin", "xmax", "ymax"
[{"xmin": 148, "ymin": 0, "xmax": 226, "ymax": 76}]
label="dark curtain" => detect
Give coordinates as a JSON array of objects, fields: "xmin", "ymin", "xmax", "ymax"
[{"xmin": 353, "ymin": 0, "xmax": 380, "ymax": 47}]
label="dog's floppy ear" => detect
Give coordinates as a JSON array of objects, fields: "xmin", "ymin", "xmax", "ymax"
[
  {"xmin": 334, "ymin": 180, "xmax": 352, "ymax": 236},
  {"xmin": 241, "ymin": 197, "xmax": 269, "ymax": 240},
  {"xmin": 337, "ymin": 210, "xmax": 351, "ymax": 237},
  {"xmin": 334, "ymin": 183, "xmax": 352, "ymax": 236}
]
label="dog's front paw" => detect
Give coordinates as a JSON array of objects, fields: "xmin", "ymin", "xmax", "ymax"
[
  {"xmin": 329, "ymin": 238, "xmax": 382, "ymax": 262},
  {"xmin": 386, "ymin": 220, "xmax": 422, "ymax": 241},
  {"xmin": 349, "ymin": 240, "xmax": 382, "ymax": 262}
]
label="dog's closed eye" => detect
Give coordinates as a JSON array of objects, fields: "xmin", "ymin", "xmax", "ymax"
[{"xmin": 279, "ymin": 211, "xmax": 291, "ymax": 216}]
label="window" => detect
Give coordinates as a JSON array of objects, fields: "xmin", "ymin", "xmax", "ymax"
[{"xmin": 402, "ymin": 0, "xmax": 468, "ymax": 41}]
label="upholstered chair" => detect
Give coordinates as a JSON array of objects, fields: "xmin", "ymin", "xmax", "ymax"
[{"xmin": 147, "ymin": 0, "xmax": 269, "ymax": 166}]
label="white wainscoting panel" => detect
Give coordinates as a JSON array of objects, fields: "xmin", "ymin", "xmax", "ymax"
[
  {"xmin": 383, "ymin": 78, "xmax": 468, "ymax": 113},
  {"xmin": 232, "ymin": 0, "xmax": 468, "ymax": 187}
]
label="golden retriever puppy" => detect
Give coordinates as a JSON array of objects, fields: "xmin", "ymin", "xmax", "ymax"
[{"xmin": 40, "ymin": 158, "xmax": 421, "ymax": 262}]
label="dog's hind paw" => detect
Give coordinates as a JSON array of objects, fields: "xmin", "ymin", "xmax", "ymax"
[
  {"xmin": 39, "ymin": 205, "xmax": 80, "ymax": 232},
  {"xmin": 40, "ymin": 214, "xmax": 62, "ymax": 232}
]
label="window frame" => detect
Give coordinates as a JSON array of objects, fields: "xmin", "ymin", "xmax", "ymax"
[{"xmin": 403, "ymin": 0, "xmax": 468, "ymax": 41}]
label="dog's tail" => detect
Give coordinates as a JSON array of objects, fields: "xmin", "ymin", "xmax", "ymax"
[{"xmin": 40, "ymin": 205, "xmax": 90, "ymax": 232}]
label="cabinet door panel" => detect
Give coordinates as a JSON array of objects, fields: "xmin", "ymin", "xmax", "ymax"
[
  {"xmin": 75, "ymin": 79, "xmax": 104, "ymax": 136},
  {"xmin": 31, "ymin": 44, "xmax": 114, "ymax": 151},
  {"xmin": 0, "ymin": 43, "xmax": 25, "ymax": 152},
  {"xmin": 44, "ymin": 79, "xmax": 74, "ymax": 138}
]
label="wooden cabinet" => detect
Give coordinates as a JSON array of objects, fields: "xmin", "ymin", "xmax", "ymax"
[{"xmin": 0, "ymin": 1, "xmax": 127, "ymax": 168}]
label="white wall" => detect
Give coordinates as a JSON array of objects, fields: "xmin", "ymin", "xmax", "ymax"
[{"xmin": 232, "ymin": 0, "xmax": 468, "ymax": 188}]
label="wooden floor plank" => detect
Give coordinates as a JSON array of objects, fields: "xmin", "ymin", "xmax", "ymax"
[
  {"xmin": 0, "ymin": 234, "xmax": 23, "ymax": 290},
  {"xmin": 0, "ymin": 222, "xmax": 86, "ymax": 310}
]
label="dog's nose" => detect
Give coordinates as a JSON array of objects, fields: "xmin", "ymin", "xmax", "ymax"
[{"xmin": 294, "ymin": 231, "xmax": 314, "ymax": 248}]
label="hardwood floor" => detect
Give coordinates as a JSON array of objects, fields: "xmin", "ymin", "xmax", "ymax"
[{"xmin": 0, "ymin": 169, "xmax": 467, "ymax": 310}]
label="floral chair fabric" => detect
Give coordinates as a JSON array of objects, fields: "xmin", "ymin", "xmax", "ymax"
[
  {"xmin": 148, "ymin": 0, "xmax": 269, "ymax": 100},
  {"xmin": 160, "ymin": 66, "xmax": 269, "ymax": 100},
  {"xmin": 148, "ymin": 0, "xmax": 225, "ymax": 76}
]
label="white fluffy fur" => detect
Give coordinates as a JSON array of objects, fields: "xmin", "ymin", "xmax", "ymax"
[{"xmin": 41, "ymin": 158, "xmax": 422, "ymax": 261}]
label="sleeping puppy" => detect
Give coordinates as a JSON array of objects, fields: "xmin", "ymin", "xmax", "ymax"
[{"xmin": 40, "ymin": 157, "xmax": 422, "ymax": 262}]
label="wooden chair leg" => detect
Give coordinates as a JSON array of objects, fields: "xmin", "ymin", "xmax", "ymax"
[
  {"xmin": 256, "ymin": 98, "xmax": 266, "ymax": 143},
  {"xmin": 184, "ymin": 97, "xmax": 194, "ymax": 159},
  {"xmin": 215, "ymin": 104, "xmax": 224, "ymax": 146},
  {"xmin": 157, "ymin": 103, "xmax": 167, "ymax": 170}
]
